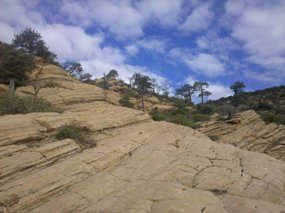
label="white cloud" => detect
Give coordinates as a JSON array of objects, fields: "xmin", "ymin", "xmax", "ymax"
[
  {"xmin": 169, "ymin": 48, "xmax": 188, "ymax": 60},
  {"xmin": 124, "ymin": 38, "xmax": 169, "ymax": 57},
  {"xmin": 58, "ymin": 0, "xmax": 186, "ymax": 39},
  {"xmin": 0, "ymin": 0, "xmax": 44, "ymax": 42},
  {"xmin": 225, "ymin": 0, "xmax": 285, "ymax": 74},
  {"xmin": 185, "ymin": 76, "xmax": 197, "ymax": 85},
  {"xmin": 40, "ymin": 24, "xmax": 106, "ymax": 61},
  {"xmin": 179, "ymin": 3, "xmax": 214, "ymax": 32},
  {"xmin": 137, "ymin": 0, "xmax": 184, "ymax": 27},
  {"xmin": 60, "ymin": 0, "xmax": 144, "ymax": 38},
  {"xmin": 169, "ymin": 48, "xmax": 227, "ymax": 77},
  {"xmin": 125, "ymin": 45, "xmax": 139, "ymax": 56},
  {"xmin": 0, "ymin": 0, "xmax": 44, "ymax": 28},
  {"xmin": 41, "ymin": 25, "xmax": 169, "ymax": 85},
  {"xmin": 185, "ymin": 53, "xmax": 225, "ymax": 77},
  {"xmin": 244, "ymin": 70, "xmax": 282, "ymax": 84},
  {"xmin": 137, "ymin": 38, "xmax": 167, "ymax": 54},
  {"xmin": 0, "ymin": 22, "xmax": 17, "ymax": 43},
  {"xmin": 208, "ymin": 83, "xmax": 232, "ymax": 100},
  {"xmin": 196, "ymin": 38, "xmax": 209, "ymax": 49}
]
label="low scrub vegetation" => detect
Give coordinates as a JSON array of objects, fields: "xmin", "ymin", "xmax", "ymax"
[
  {"xmin": 119, "ymin": 95, "xmax": 134, "ymax": 108},
  {"xmin": 55, "ymin": 124, "xmax": 96, "ymax": 148},
  {"xmin": 149, "ymin": 101, "xmax": 212, "ymax": 128},
  {"xmin": 44, "ymin": 80, "xmax": 62, "ymax": 88},
  {"xmin": 0, "ymin": 93, "xmax": 63, "ymax": 115}
]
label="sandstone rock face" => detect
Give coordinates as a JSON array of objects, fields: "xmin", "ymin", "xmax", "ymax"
[
  {"xmin": 0, "ymin": 67, "xmax": 285, "ymax": 212},
  {"xmin": 0, "ymin": 84, "xmax": 8, "ymax": 93},
  {"xmin": 1, "ymin": 114, "xmax": 285, "ymax": 212},
  {"xmin": 17, "ymin": 64, "xmax": 121, "ymax": 106},
  {"xmin": 198, "ymin": 110, "xmax": 285, "ymax": 161}
]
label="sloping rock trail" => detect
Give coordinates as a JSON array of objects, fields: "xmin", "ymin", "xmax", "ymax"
[{"xmin": 0, "ymin": 64, "xmax": 285, "ymax": 212}]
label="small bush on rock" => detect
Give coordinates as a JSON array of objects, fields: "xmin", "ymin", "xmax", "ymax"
[
  {"xmin": 191, "ymin": 113, "xmax": 210, "ymax": 122},
  {"xmin": 217, "ymin": 104, "xmax": 237, "ymax": 120},
  {"xmin": 119, "ymin": 95, "xmax": 134, "ymax": 108},
  {"xmin": 170, "ymin": 114, "xmax": 193, "ymax": 127},
  {"xmin": 196, "ymin": 104, "xmax": 215, "ymax": 115},
  {"xmin": 150, "ymin": 108, "xmax": 167, "ymax": 121},
  {"xmin": 0, "ymin": 93, "xmax": 63, "ymax": 115},
  {"xmin": 56, "ymin": 124, "xmax": 96, "ymax": 148},
  {"xmin": 208, "ymin": 135, "xmax": 220, "ymax": 141},
  {"xmin": 44, "ymin": 80, "xmax": 62, "ymax": 88}
]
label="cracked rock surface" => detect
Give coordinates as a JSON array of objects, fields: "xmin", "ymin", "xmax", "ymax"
[
  {"xmin": 0, "ymin": 66, "xmax": 285, "ymax": 212},
  {"xmin": 198, "ymin": 110, "xmax": 285, "ymax": 161}
]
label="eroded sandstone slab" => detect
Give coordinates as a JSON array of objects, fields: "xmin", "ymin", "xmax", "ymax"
[
  {"xmin": 1, "ymin": 66, "xmax": 285, "ymax": 212},
  {"xmin": 1, "ymin": 118, "xmax": 285, "ymax": 212},
  {"xmin": 199, "ymin": 110, "xmax": 285, "ymax": 161}
]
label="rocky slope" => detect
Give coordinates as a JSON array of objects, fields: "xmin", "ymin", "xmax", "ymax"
[
  {"xmin": 0, "ymin": 64, "xmax": 285, "ymax": 212},
  {"xmin": 198, "ymin": 110, "xmax": 285, "ymax": 161}
]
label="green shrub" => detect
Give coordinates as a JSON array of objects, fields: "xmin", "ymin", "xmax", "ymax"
[
  {"xmin": 152, "ymin": 113, "xmax": 167, "ymax": 121},
  {"xmin": 149, "ymin": 108, "xmax": 167, "ymax": 121},
  {"xmin": 119, "ymin": 95, "xmax": 134, "ymax": 108},
  {"xmin": 208, "ymin": 135, "xmax": 220, "ymax": 141},
  {"xmin": 44, "ymin": 80, "xmax": 62, "ymax": 88},
  {"xmin": 170, "ymin": 114, "xmax": 193, "ymax": 127},
  {"xmin": 171, "ymin": 108, "xmax": 188, "ymax": 115},
  {"xmin": 255, "ymin": 102, "xmax": 274, "ymax": 111},
  {"xmin": 230, "ymin": 93, "xmax": 248, "ymax": 107},
  {"xmin": 196, "ymin": 104, "xmax": 215, "ymax": 115},
  {"xmin": 56, "ymin": 124, "xmax": 96, "ymax": 148},
  {"xmin": 261, "ymin": 112, "xmax": 275, "ymax": 123},
  {"xmin": 174, "ymin": 99, "xmax": 188, "ymax": 110},
  {"xmin": 0, "ymin": 43, "xmax": 35, "ymax": 86},
  {"xmin": 191, "ymin": 113, "xmax": 210, "ymax": 122},
  {"xmin": 217, "ymin": 104, "xmax": 237, "ymax": 119},
  {"xmin": 261, "ymin": 112, "xmax": 285, "ymax": 125},
  {"xmin": 96, "ymin": 80, "xmax": 110, "ymax": 90},
  {"xmin": 236, "ymin": 104, "xmax": 250, "ymax": 112},
  {"xmin": 274, "ymin": 114, "xmax": 285, "ymax": 125},
  {"xmin": 0, "ymin": 93, "xmax": 63, "ymax": 115}
]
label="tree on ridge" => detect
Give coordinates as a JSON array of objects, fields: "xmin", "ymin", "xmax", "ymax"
[
  {"xmin": 194, "ymin": 81, "xmax": 211, "ymax": 104},
  {"xmin": 230, "ymin": 81, "xmax": 245, "ymax": 96},
  {"xmin": 130, "ymin": 73, "xmax": 153, "ymax": 111}
]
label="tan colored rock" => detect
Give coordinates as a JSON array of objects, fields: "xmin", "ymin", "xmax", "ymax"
[
  {"xmin": 1, "ymin": 120, "xmax": 285, "ymax": 212},
  {"xmin": 0, "ymin": 101, "xmax": 150, "ymax": 146},
  {"xmin": 0, "ymin": 114, "xmax": 47, "ymax": 146},
  {"xmin": 220, "ymin": 195, "xmax": 285, "ymax": 213},
  {"xmin": 17, "ymin": 64, "xmax": 121, "ymax": 106},
  {"xmin": 1, "ymin": 65, "xmax": 285, "ymax": 212},
  {"xmin": 0, "ymin": 139, "xmax": 80, "ymax": 184},
  {"xmin": 145, "ymin": 95, "xmax": 160, "ymax": 104},
  {"xmin": 199, "ymin": 110, "xmax": 285, "ymax": 161},
  {"xmin": 0, "ymin": 84, "xmax": 8, "ymax": 93}
]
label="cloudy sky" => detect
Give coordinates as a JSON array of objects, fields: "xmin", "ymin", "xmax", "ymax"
[{"xmin": 1, "ymin": 0, "xmax": 285, "ymax": 100}]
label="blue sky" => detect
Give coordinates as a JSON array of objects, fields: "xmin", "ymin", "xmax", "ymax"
[{"xmin": 1, "ymin": 0, "xmax": 285, "ymax": 100}]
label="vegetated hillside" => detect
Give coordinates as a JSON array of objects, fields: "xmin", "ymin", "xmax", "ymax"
[
  {"xmin": 86, "ymin": 75, "xmax": 175, "ymax": 112},
  {"xmin": 1, "ymin": 63, "xmax": 285, "ymax": 212},
  {"xmin": 210, "ymin": 85, "xmax": 285, "ymax": 124}
]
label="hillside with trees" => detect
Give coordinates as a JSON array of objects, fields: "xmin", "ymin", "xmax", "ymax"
[
  {"xmin": 1, "ymin": 28, "xmax": 285, "ymax": 213},
  {"xmin": 1, "ymin": 27, "xmax": 284, "ymax": 126},
  {"xmin": 209, "ymin": 84, "xmax": 285, "ymax": 125}
]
